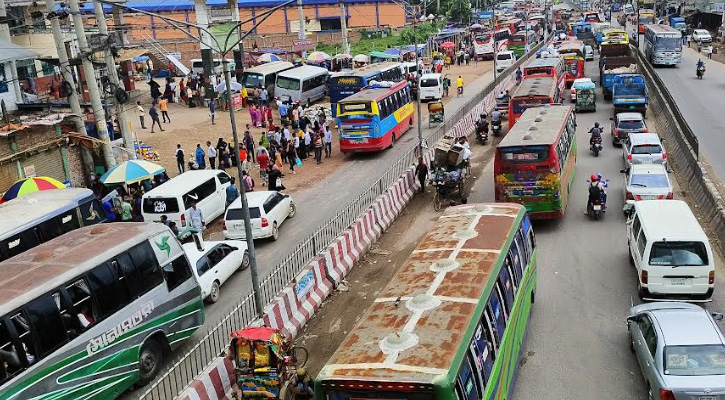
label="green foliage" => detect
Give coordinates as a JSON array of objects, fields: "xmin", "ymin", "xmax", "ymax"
[
  {"xmin": 315, "ymin": 23, "xmax": 440, "ymax": 55},
  {"xmin": 441, "ymin": 0, "xmax": 473, "ymax": 22}
]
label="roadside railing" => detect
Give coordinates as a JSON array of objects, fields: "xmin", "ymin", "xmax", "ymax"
[{"xmin": 138, "ymin": 39, "xmax": 546, "ymax": 400}]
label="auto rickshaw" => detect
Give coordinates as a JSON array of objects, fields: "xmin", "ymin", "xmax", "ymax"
[
  {"xmin": 428, "ymin": 101, "xmax": 445, "ymax": 127},
  {"xmin": 228, "ymin": 327, "xmax": 309, "ymax": 399},
  {"xmin": 575, "ymin": 81, "xmax": 596, "ymax": 112}
]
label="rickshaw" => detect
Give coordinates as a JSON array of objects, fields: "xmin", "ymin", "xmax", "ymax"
[
  {"xmin": 575, "ymin": 81, "xmax": 596, "ymax": 112},
  {"xmin": 430, "ymin": 138, "xmax": 469, "ymax": 211},
  {"xmin": 428, "ymin": 101, "xmax": 445, "ymax": 127},
  {"xmin": 495, "ymin": 92, "xmax": 509, "ymax": 117},
  {"xmin": 228, "ymin": 327, "xmax": 309, "ymax": 399}
]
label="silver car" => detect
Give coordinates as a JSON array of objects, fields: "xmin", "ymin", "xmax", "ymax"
[
  {"xmin": 610, "ymin": 112, "xmax": 647, "ymax": 145},
  {"xmin": 623, "ymin": 133, "xmax": 667, "ymax": 169},
  {"xmin": 627, "ymin": 302, "xmax": 725, "ymax": 400},
  {"xmin": 622, "ymin": 164, "xmax": 673, "ymax": 215}
]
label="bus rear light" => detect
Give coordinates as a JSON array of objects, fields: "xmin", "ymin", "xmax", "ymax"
[
  {"xmin": 641, "ymin": 270, "xmax": 648, "ymax": 284},
  {"xmin": 710, "ymin": 270, "xmax": 715, "ymax": 284},
  {"xmin": 180, "ymin": 213, "xmax": 186, "ymax": 227}
]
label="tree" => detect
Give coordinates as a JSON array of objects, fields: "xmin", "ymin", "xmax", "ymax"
[{"xmin": 442, "ymin": 0, "xmax": 473, "ymax": 23}]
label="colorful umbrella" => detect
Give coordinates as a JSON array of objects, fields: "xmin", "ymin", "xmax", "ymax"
[
  {"xmin": 334, "ymin": 53, "xmax": 352, "ymax": 59},
  {"xmin": 100, "ymin": 160, "xmax": 165, "ymax": 185},
  {"xmin": 440, "ymin": 41, "xmax": 456, "ymax": 49},
  {"xmin": 216, "ymin": 80, "xmax": 243, "ymax": 93},
  {"xmin": 307, "ymin": 51, "xmax": 332, "ymax": 63},
  {"xmin": 353, "ymin": 54, "xmax": 369, "ymax": 63},
  {"xmin": 258, "ymin": 53, "xmax": 281, "ymax": 63},
  {"xmin": 470, "ymin": 23, "xmax": 484, "ymax": 29},
  {"xmin": 1, "ymin": 176, "xmax": 65, "ymax": 202}
]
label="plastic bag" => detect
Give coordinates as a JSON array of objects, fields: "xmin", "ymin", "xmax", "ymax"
[{"xmin": 295, "ymin": 157, "xmax": 302, "ymax": 167}]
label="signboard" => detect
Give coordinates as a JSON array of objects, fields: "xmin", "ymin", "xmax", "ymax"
[
  {"xmin": 714, "ymin": 2, "xmax": 725, "ymax": 12},
  {"xmin": 232, "ymin": 93, "xmax": 243, "ymax": 110},
  {"xmin": 295, "ymin": 269, "xmax": 316, "ymax": 300},
  {"xmin": 293, "ymin": 39, "xmax": 315, "ymax": 51},
  {"xmin": 209, "ymin": 7, "xmax": 233, "ymax": 23},
  {"xmin": 23, "ymin": 165, "xmax": 36, "ymax": 178}
]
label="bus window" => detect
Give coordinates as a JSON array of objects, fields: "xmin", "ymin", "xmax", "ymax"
[
  {"xmin": 504, "ymin": 251, "xmax": 519, "ymax": 291},
  {"xmin": 500, "ymin": 145, "xmax": 550, "ymax": 164},
  {"xmin": 512, "ymin": 233, "xmax": 525, "ymax": 281},
  {"xmin": 486, "ymin": 291, "xmax": 506, "ymax": 344},
  {"xmin": 456, "ymin": 354, "xmax": 480, "ymax": 400},
  {"xmin": 88, "ymin": 263, "xmax": 131, "ymax": 318},
  {"xmin": 65, "ymin": 279, "xmax": 94, "ymax": 330},
  {"xmin": 162, "ymin": 256, "xmax": 193, "ymax": 292},
  {"xmin": 1, "ymin": 229, "xmax": 40, "ymax": 261},
  {"xmin": 26, "ymin": 295, "xmax": 68, "ymax": 358},
  {"xmin": 128, "ymin": 242, "xmax": 164, "ymax": 293},
  {"xmin": 114, "ymin": 252, "xmax": 145, "ymax": 298},
  {"xmin": 0, "ymin": 320, "xmax": 19, "ymax": 383},
  {"xmin": 470, "ymin": 322, "xmax": 493, "ymax": 386},
  {"xmin": 79, "ymin": 199, "xmax": 106, "ymax": 225},
  {"xmin": 184, "ymin": 178, "xmax": 217, "ymax": 209},
  {"xmin": 498, "ymin": 266, "xmax": 515, "ymax": 314}
]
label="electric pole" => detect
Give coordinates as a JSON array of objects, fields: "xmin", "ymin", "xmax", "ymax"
[
  {"xmin": 298, "ymin": 0, "xmax": 307, "ymax": 41},
  {"xmin": 340, "ymin": 0, "xmax": 350, "ymax": 54},
  {"xmin": 93, "ymin": 0, "xmax": 136, "ymax": 160},
  {"xmin": 68, "ymin": 0, "xmax": 116, "ymax": 168}
]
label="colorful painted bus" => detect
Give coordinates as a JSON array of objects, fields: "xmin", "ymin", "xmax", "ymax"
[
  {"xmin": 475, "ymin": 28, "xmax": 512, "ymax": 59},
  {"xmin": 329, "ymin": 62, "xmax": 404, "ymax": 117},
  {"xmin": 508, "ymin": 76, "xmax": 560, "ymax": 130},
  {"xmin": 495, "ymin": 105, "xmax": 577, "ymax": 219},
  {"xmin": 336, "ymin": 80, "xmax": 414, "ymax": 153},
  {"xmin": 508, "ymin": 30, "xmax": 538, "ymax": 57},
  {"xmin": 0, "ymin": 223, "xmax": 204, "ymax": 400},
  {"xmin": 523, "ymin": 56, "xmax": 566, "ymax": 94},
  {"xmin": 314, "ymin": 202, "xmax": 537, "ymax": 400}
]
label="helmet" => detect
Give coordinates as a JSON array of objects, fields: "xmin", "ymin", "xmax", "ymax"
[
  {"xmin": 594, "ymin": 122, "xmax": 600, "ymax": 127},
  {"xmin": 480, "ymin": 113, "xmax": 486, "ymax": 119},
  {"xmin": 590, "ymin": 174, "xmax": 599, "ymax": 182},
  {"xmin": 597, "ymin": 173, "xmax": 603, "ymax": 181}
]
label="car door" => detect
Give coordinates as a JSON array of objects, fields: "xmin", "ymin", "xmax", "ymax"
[
  {"xmin": 206, "ymin": 245, "xmax": 228, "ymax": 285},
  {"xmin": 632, "ymin": 315, "xmax": 653, "ymax": 377},
  {"xmin": 276, "ymin": 193, "xmax": 291, "ymax": 222},
  {"xmin": 195, "ymin": 255, "xmax": 213, "ymax": 296},
  {"xmin": 640, "ymin": 316, "xmax": 661, "ymax": 392},
  {"xmin": 215, "ymin": 244, "xmax": 239, "ymax": 282},
  {"xmin": 623, "ymin": 140, "xmax": 632, "ymax": 167}
]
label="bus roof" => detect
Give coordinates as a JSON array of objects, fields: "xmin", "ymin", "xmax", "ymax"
[
  {"xmin": 0, "ymin": 188, "xmax": 94, "ymax": 237},
  {"xmin": 348, "ymin": 62, "xmax": 400, "ymax": 78},
  {"xmin": 525, "ymin": 57, "xmax": 563, "ymax": 69},
  {"xmin": 499, "ymin": 105, "xmax": 573, "ymax": 147},
  {"xmin": 558, "ymin": 40, "xmax": 584, "ymax": 50},
  {"xmin": 317, "ymin": 203, "xmax": 525, "ymax": 383},
  {"xmin": 338, "ymin": 80, "xmax": 408, "ymax": 103},
  {"xmin": 512, "ymin": 76, "xmax": 557, "ymax": 98},
  {"xmin": 241, "ymin": 61, "xmax": 294, "ymax": 75},
  {"xmin": 143, "ymin": 170, "xmax": 225, "ymax": 198},
  {"xmin": 276, "ymin": 65, "xmax": 329, "ymax": 79},
  {"xmin": 0, "ymin": 223, "xmax": 170, "ymax": 316},
  {"xmin": 646, "ymin": 24, "xmax": 681, "ymax": 35}
]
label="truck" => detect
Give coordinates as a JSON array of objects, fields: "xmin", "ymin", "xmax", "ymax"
[
  {"xmin": 612, "ymin": 73, "xmax": 648, "ymax": 116},
  {"xmin": 668, "ymin": 14, "xmax": 687, "ymax": 35},
  {"xmin": 599, "ymin": 44, "xmax": 636, "ymax": 100}
]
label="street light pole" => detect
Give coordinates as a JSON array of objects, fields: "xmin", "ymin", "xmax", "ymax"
[{"xmin": 414, "ymin": 10, "xmax": 423, "ymax": 156}]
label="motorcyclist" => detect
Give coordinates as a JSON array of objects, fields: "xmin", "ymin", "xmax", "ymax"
[
  {"xmin": 588, "ymin": 174, "xmax": 607, "ymax": 210},
  {"xmin": 588, "ymin": 122, "xmax": 603, "ymax": 145},
  {"xmin": 697, "ymin": 59, "xmax": 706, "ymax": 76},
  {"xmin": 476, "ymin": 113, "xmax": 489, "ymax": 135},
  {"xmin": 491, "ymin": 108, "xmax": 502, "ymax": 124}
]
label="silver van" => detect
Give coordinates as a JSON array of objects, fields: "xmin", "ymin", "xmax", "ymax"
[{"xmin": 275, "ymin": 65, "xmax": 329, "ymax": 106}]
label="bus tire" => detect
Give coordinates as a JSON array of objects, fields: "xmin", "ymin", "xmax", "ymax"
[
  {"xmin": 138, "ymin": 338, "xmax": 164, "ymax": 386},
  {"xmin": 531, "ymin": 290, "xmax": 535, "ymax": 304},
  {"xmin": 390, "ymin": 134, "xmax": 396, "ymax": 148}
]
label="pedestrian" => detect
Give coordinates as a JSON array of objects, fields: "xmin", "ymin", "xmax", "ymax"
[
  {"xmin": 303, "ymin": 127, "xmax": 312, "ymax": 156},
  {"xmin": 207, "ymin": 141, "xmax": 217, "ymax": 169},
  {"xmin": 244, "ymin": 128, "xmax": 255, "ymax": 162},
  {"xmin": 241, "ymin": 86, "xmax": 248, "ymax": 108},
  {"xmin": 216, "ymin": 137, "xmax": 228, "ymax": 168},
  {"xmin": 314, "ymin": 133, "xmax": 323, "ymax": 164},
  {"xmin": 175, "ymin": 144, "xmax": 185, "ymax": 174},
  {"xmin": 260, "ymin": 87, "xmax": 268, "ymax": 105},
  {"xmin": 242, "ymin": 170, "xmax": 254, "ymax": 192},
  {"xmin": 195, "ymin": 144, "xmax": 206, "ymax": 169},
  {"xmin": 287, "ymin": 141, "xmax": 297, "ymax": 174},
  {"xmin": 136, "ymin": 101, "xmax": 147, "ymax": 129},
  {"xmin": 118, "ymin": 198, "xmax": 133, "ymax": 221},
  {"xmin": 707, "ymin": 45, "xmax": 713, "ymax": 59},
  {"xmin": 149, "ymin": 102, "xmax": 164, "ymax": 132},
  {"xmin": 323, "ymin": 123, "xmax": 332, "ymax": 157},
  {"xmin": 279, "ymin": 101, "xmax": 289, "ymax": 125},
  {"xmin": 189, "ymin": 202, "xmax": 204, "ymax": 231},
  {"xmin": 209, "ymin": 100, "xmax": 216, "ymax": 125},
  {"xmin": 415, "ymin": 157, "xmax": 429, "ymax": 194},
  {"xmin": 159, "ymin": 98, "xmax": 170, "ymax": 123},
  {"xmin": 225, "ymin": 177, "xmax": 239, "ymax": 207},
  {"xmin": 257, "ymin": 147, "xmax": 270, "ymax": 183},
  {"xmin": 697, "ymin": 42, "xmax": 702, "ymax": 53}
]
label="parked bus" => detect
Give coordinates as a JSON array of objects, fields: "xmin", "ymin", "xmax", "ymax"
[
  {"xmin": 336, "ymin": 80, "xmax": 414, "ymax": 153},
  {"xmin": 314, "ymin": 202, "xmax": 537, "ymax": 400},
  {"xmin": 523, "ymin": 57, "xmax": 566, "ymax": 93},
  {"xmin": 509, "ymin": 30, "xmax": 538, "ymax": 57},
  {"xmin": 474, "ymin": 28, "xmax": 511, "ymax": 59},
  {"xmin": 240, "ymin": 61, "xmax": 294, "ymax": 97},
  {"xmin": 329, "ymin": 62, "xmax": 403, "ymax": 117},
  {"xmin": 0, "ymin": 188, "xmax": 107, "ymax": 262},
  {"xmin": 274, "ymin": 65, "xmax": 329, "ymax": 105},
  {"xmin": 638, "ymin": 9, "xmax": 656, "ymax": 33},
  {"xmin": 643, "ymin": 24, "xmax": 682, "ymax": 66},
  {"xmin": 0, "ymin": 223, "xmax": 204, "ymax": 399},
  {"xmin": 495, "ymin": 105, "xmax": 577, "ymax": 219},
  {"xmin": 508, "ymin": 76, "xmax": 560, "ymax": 129}
]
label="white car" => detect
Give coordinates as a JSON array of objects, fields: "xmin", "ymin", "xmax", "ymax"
[
  {"xmin": 692, "ymin": 29, "xmax": 712, "ymax": 43},
  {"xmin": 621, "ymin": 163, "xmax": 673, "ymax": 215},
  {"xmin": 495, "ymin": 51, "xmax": 517, "ymax": 73},
  {"xmin": 223, "ymin": 191, "xmax": 296, "ymax": 240},
  {"xmin": 183, "ymin": 240, "xmax": 249, "ymax": 303},
  {"xmin": 570, "ymin": 77, "xmax": 594, "ymax": 102},
  {"xmin": 584, "ymin": 45, "xmax": 594, "ymax": 61}
]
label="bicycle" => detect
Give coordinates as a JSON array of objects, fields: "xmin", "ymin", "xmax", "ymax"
[{"xmin": 457, "ymin": 86, "xmax": 463, "ymax": 97}]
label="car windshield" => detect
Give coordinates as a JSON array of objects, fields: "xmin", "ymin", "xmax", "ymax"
[
  {"xmin": 498, "ymin": 53, "xmax": 512, "ymax": 60},
  {"xmin": 226, "ymin": 207, "xmax": 262, "ymax": 220},
  {"xmin": 619, "ymin": 120, "xmax": 645, "ymax": 130},
  {"xmin": 649, "ymin": 241, "xmax": 709, "ymax": 266},
  {"xmin": 632, "ymin": 144, "xmax": 662, "ymax": 154},
  {"xmin": 665, "ymin": 345, "xmax": 725, "ymax": 376},
  {"xmin": 630, "ymin": 173, "xmax": 669, "ymax": 188},
  {"xmin": 695, "ymin": 30, "xmax": 709, "ymax": 35}
]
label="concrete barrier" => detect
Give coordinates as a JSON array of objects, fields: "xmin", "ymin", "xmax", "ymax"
[{"xmin": 176, "ymin": 357, "xmax": 236, "ymax": 400}]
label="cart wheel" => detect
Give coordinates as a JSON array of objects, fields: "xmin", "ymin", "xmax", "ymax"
[
  {"xmin": 433, "ymin": 190, "xmax": 441, "ymax": 211},
  {"xmin": 458, "ymin": 180, "xmax": 464, "ymax": 197}
]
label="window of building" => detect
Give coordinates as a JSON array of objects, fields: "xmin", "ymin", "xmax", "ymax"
[
  {"xmin": 40, "ymin": 61, "xmax": 55, "ymax": 77},
  {"xmin": 319, "ymin": 18, "xmax": 342, "ymax": 32}
]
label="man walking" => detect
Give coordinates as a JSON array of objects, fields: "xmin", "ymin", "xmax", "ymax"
[
  {"xmin": 314, "ymin": 133, "xmax": 323, "ymax": 164},
  {"xmin": 207, "ymin": 141, "xmax": 217, "ymax": 169},
  {"xmin": 415, "ymin": 157, "xmax": 429, "ymax": 193},
  {"xmin": 136, "ymin": 101, "xmax": 147, "ymax": 129},
  {"xmin": 225, "ymin": 177, "xmax": 239, "ymax": 207},
  {"xmin": 159, "ymin": 98, "xmax": 170, "ymax": 123},
  {"xmin": 149, "ymin": 102, "xmax": 164, "ymax": 132},
  {"xmin": 323, "ymin": 123, "xmax": 332, "ymax": 157},
  {"xmin": 175, "ymin": 144, "xmax": 185, "ymax": 174},
  {"xmin": 209, "ymin": 99, "xmax": 216, "ymax": 125},
  {"xmin": 189, "ymin": 202, "xmax": 204, "ymax": 231}
]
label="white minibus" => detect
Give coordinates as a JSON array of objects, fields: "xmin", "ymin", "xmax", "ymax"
[
  {"xmin": 240, "ymin": 61, "xmax": 294, "ymax": 96},
  {"xmin": 274, "ymin": 65, "xmax": 329, "ymax": 106},
  {"xmin": 190, "ymin": 58, "xmax": 235, "ymax": 76}
]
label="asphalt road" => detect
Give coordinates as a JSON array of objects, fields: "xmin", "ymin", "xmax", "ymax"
[{"xmin": 467, "ymin": 53, "xmax": 725, "ymax": 399}]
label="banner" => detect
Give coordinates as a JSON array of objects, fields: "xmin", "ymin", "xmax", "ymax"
[{"xmin": 232, "ymin": 93, "xmax": 243, "ymax": 111}]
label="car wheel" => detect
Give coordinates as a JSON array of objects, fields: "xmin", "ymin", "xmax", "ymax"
[
  {"xmin": 137, "ymin": 338, "xmax": 163, "ymax": 386},
  {"xmin": 628, "ymin": 243, "xmax": 635, "ymax": 265},
  {"xmin": 207, "ymin": 281, "xmax": 221, "ymax": 303},
  {"xmin": 271, "ymin": 223, "xmax": 279, "ymax": 241},
  {"xmin": 288, "ymin": 202, "xmax": 296, "ymax": 218},
  {"xmin": 647, "ymin": 385, "xmax": 654, "ymax": 400},
  {"xmin": 628, "ymin": 328, "xmax": 635, "ymax": 353},
  {"xmin": 240, "ymin": 251, "xmax": 250, "ymax": 271}
]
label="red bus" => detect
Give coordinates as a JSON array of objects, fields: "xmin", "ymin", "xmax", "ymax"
[
  {"xmin": 474, "ymin": 28, "xmax": 511, "ymax": 59},
  {"xmin": 557, "ymin": 40, "xmax": 586, "ymax": 86},
  {"xmin": 523, "ymin": 57, "xmax": 566, "ymax": 94},
  {"xmin": 508, "ymin": 76, "xmax": 560, "ymax": 130},
  {"xmin": 498, "ymin": 18, "xmax": 522, "ymax": 35}
]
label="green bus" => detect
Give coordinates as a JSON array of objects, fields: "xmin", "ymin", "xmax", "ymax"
[
  {"xmin": 0, "ymin": 223, "xmax": 204, "ymax": 400},
  {"xmin": 315, "ymin": 203, "xmax": 537, "ymax": 400}
]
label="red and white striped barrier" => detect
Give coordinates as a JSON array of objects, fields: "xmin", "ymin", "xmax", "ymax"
[
  {"xmin": 262, "ymin": 257, "xmax": 334, "ymax": 338},
  {"xmin": 372, "ymin": 194, "xmax": 396, "ymax": 232},
  {"xmin": 176, "ymin": 357, "xmax": 236, "ymax": 400}
]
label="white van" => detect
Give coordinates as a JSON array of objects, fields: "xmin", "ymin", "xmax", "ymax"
[
  {"xmin": 495, "ymin": 51, "xmax": 517, "ymax": 73},
  {"xmin": 274, "ymin": 65, "xmax": 329, "ymax": 106},
  {"xmin": 190, "ymin": 58, "xmax": 236, "ymax": 76},
  {"xmin": 240, "ymin": 61, "xmax": 294, "ymax": 96},
  {"xmin": 626, "ymin": 200, "xmax": 714, "ymax": 301},
  {"xmin": 419, "ymin": 73, "xmax": 443, "ymax": 101},
  {"xmin": 142, "ymin": 170, "xmax": 232, "ymax": 229}
]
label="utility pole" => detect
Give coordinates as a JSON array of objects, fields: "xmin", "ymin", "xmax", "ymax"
[
  {"xmin": 0, "ymin": 0, "xmax": 23, "ymax": 104},
  {"xmin": 93, "ymin": 0, "xmax": 136, "ymax": 160},
  {"xmin": 297, "ymin": 0, "xmax": 307, "ymax": 40},
  {"xmin": 69, "ymin": 0, "xmax": 116, "ymax": 168},
  {"xmin": 339, "ymin": 0, "xmax": 350, "ymax": 54},
  {"xmin": 229, "ymin": 0, "xmax": 245, "ymax": 81},
  {"xmin": 413, "ymin": 7, "xmax": 423, "ymax": 156}
]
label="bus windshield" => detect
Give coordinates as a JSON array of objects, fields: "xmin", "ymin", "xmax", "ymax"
[
  {"xmin": 276, "ymin": 76, "xmax": 301, "ymax": 90},
  {"xmin": 655, "ymin": 37, "xmax": 682, "ymax": 51},
  {"xmin": 500, "ymin": 145, "xmax": 551, "ymax": 164},
  {"xmin": 241, "ymin": 73, "xmax": 264, "ymax": 88}
]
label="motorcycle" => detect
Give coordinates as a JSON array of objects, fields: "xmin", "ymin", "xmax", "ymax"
[
  {"xmin": 475, "ymin": 121, "xmax": 489, "ymax": 144},
  {"xmin": 492, "ymin": 120, "xmax": 502, "ymax": 137},
  {"xmin": 590, "ymin": 136, "xmax": 603, "ymax": 157},
  {"xmin": 697, "ymin": 64, "xmax": 706, "ymax": 79},
  {"xmin": 587, "ymin": 197, "xmax": 605, "ymax": 220}
]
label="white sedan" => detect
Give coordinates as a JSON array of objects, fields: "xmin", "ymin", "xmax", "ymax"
[
  {"xmin": 570, "ymin": 78, "xmax": 594, "ymax": 102},
  {"xmin": 183, "ymin": 240, "xmax": 249, "ymax": 303},
  {"xmin": 223, "ymin": 191, "xmax": 296, "ymax": 240},
  {"xmin": 692, "ymin": 29, "xmax": 712, "ymax": 43}
]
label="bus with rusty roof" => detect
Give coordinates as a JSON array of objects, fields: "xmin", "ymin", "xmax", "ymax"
[
  {"xmin": 315, "ymin": 203, "xmax": 537, "ymax": 400},
  {"xmin": 0, "ymin": 223, "xmax": 204, "ymax": 400}
]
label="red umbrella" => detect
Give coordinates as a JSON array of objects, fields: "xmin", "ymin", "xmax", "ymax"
[{"xmin": 440, "ymin": 41, "xmax": 456, "ymax": 49}]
